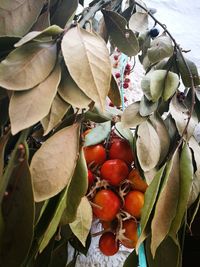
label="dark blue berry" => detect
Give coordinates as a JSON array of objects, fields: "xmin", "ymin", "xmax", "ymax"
[{"xmin": 149, "ymin": 28, "xmax": 159, "ymax": 38}]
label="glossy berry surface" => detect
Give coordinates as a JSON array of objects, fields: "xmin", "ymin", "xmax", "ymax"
[
  {"xmin": 92, "ymin": 189, "xmax": 121, "ymax": 221},
  {"xmin": 109, "ymin": 139, "xmax": 134, "ymax": 166},
  {"xmin": 149, "ymin": 27, "xmax": 159, "ymax": 38},
  {"xmin": 99, "ymin": 232, "xmax": 119, "ymax": 256},
  {"xmin": 100, "ymin": 159, "xmax": 129, "ymax": 186},
  {"xmin": 124, "ymin": 190, "xmax": 144, "ymax": 219},
  {"xmin": 88, "ymin": 169, "xmax": 95, "ymax": 186},
  {"xmin": 84, "ymin": 144, "xmax": 106, "ymax": 166}
]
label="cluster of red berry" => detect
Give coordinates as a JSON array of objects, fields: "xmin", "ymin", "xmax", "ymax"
[{"xmin": 83, "ymin": 129, "xmax": 148, "ymax": 256}]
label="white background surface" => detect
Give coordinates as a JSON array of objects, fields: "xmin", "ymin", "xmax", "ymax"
[{"xmin": 74, "ymin": 1, "xmax": 200, "ymax": 266}]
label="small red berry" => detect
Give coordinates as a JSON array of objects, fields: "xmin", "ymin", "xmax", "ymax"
[
  {"xmin": 124, "ymin": 70, "xmax": 130, "ymax": 76},
  {"xmin": 124, "ymin": 96, "xmax": 128, "ymax": 102},
  {"xmin": 109, "ymin": 101, "xmax": 114, "ymax": 107},
  {"xmin": 125, "ymin": 63, "xmax": 131, "ymax": 70},
  {"xmin": 88, "ymin": 170, "xmax": 95, "ymax": 186},
  {"xmin": 116, "ymin": 48, "xmax": 120, "ymax": 52},
  {"xmin": 123, "ymin": 82, "xmax": 129, "ymax": 89},
  {"xmin": 114, "ymin": 55, "xmax": 119, "ymax": 61},
  {"xmin": 115, "ymin": 72, "xmax": 120, "ymax": 79}
]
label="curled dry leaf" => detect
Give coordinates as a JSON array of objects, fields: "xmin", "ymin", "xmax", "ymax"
[
  {"xmin": 9, "ymin": 62, "xmax": 61, "ymax": 135},
  {"xmin": 30, "ymin": 124, "xmax": 80, "ymax": 202},
  {"xmin": 61, "ymin": 26, "xmax": 111, "ymax": 110}
]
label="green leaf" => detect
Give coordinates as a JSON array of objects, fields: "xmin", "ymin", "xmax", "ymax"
[
  {"xmin": 139, "ymin": 95, "xmax": 158, "ymax": 116},
  {"xmin": 147, "ymin": 34, "xmax": 174, "ymax": 64},
  {"xmin": 169, "ymin": 143, "xmax": 193, "ymax": 239},
  {"xmin": 121, "ymin": 101, "xmax": 147, "ymax": 128},
  {"xmin": 0, "ymin": 131, "xmax": 10, "ymax": 177},
  {"xmin": 102, "ymin": 10, "xmax": 139, "ymax": 56},
  {"xmin": 62, "ymin": 149, "xmax": 88, "ymax": 224},
  {"xmin": 169, "ymin": 94, "xmax": 198, "ymax": 138},
  {"xmin": 188, "ymin": 136, "xmax": 200, "ymax": 179},
  {"xmin": 162, "ymin": 71, "xmax": 179, "ymax": 101},
  {"xmin": 9, "ymin": 62, "xmax": 61, "ymax": 135},
  {"xmin": 177, "ymin": 54, "xmax": 200, "ymax": 87},
  {"xmin": 123, "ymin": 250, "xmax": 139, "ymax": 267},
  {"xmin": 30, "ymin": 124, "xmax": 80, "ymax": 202},
  {"xmin": 50, "ymin": 0, "xmax": 78, "ymax": 28},
  {"xmin": 108, "ymin": 75, "xmax": 121, "ymax": 107},
  {"xmin": 136, "ymin": 164, "xmax": 166, "ymax": 252},
  {"xmin": 84, "ymin": 121, "xmax": 111, "ymax": 147},
  {"xmin": 150, "ymin": 113, "xmax": 170, "ymax": 164},
  {"xmin": 146, "ymin": 235, "xmax": 180, "ymax": 267},
  {"xmin": 69, "ymin": 197, "xmax": 92, "ymax": 246},
  {"xmin": 151, "ymin": 150, "xmax": 180, "ymax": 257},
  {"xmin": 58, "ymin": 65, "xmax": 91, "ymax": 109},
  {"xmin": 0, "ymin": 159, "xmax": 34, "ymax": 267},
  {"xmin": 14, "ymin": 25, "xmax": 63, "ymax": 47},
  {"xmin": 62, "ymin": 26, "xmax": 111, "ymax": 110},
  {"xmin": 187, "ymin": 174, "xmax": 200, "ymax": 208},
  {"xmin": 0, "ymin": 42, "xmax": 57, "ymax": 90},
  {"xmin": 141, "ymin": 70, "xmax": 179, "ymax": 102},
  {"xmin": 136, "ymin": 121, "xmax": 161, "ymax": 172},
  {"xmin": 38, "ymin": 187, "xmax": 69, "ymax": 253},
  {"xmin": 0, "ymin": 0, "xmax": 45, "ymax": 36},
  {"xmin": 41, "ymin": 94, "xmax": 71, "ymax": 136}
]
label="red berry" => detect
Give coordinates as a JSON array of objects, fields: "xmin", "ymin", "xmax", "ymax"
[
  {"xmin": 109, "ymin": 101, "xmax": 114, "ymax": 107},
  {"xmin": 92, "ymin": 189, "xmax": 121, "ymax": 221},
  {"xmin": 115, "ymin": 72, "xmax": 121, "ymax": 79},
  {"xmin": 124, "ymin": 70, "xmax": 130, "ymax": 76},
  {"xmin": 124, "ymin": 96, "xmax": 128, "ymax": 102},
  {"xmin": 100, "ymin": 159, "xmax": 129, "ymax": 186},
  {"xmin": 109, "ymin": 139, "xmax": 134, "ymax": 165},
  {"xmin": 88, "ymin": 169, "xmax": 95, "ymax": 186},
  {"xmin": 114, "ymin": 55, "xmax": 119, "ymax": 61},
  {"xmin": 99, "ymin": 232, "xmax": 119, "ymax": 256},
  {"xmin": 125, "ymin": 63, "xmax": 131, "ymax": 70},
  {"xmin": 123, "ymin": 82, "xmax": 129, "ymax": 89}
]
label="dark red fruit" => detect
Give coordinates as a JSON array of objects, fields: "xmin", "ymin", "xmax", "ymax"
[
  {"xmin": 109, "ymin": 139, "xmax": 134, "ymax": 165},
  {"xmin": 84, "ymin": 144, "xmax": 106, "ymax": 166},
  {"xmin": 115, "ymin": 72, "xmax": 121, "ymax": 79},
  {"xmin": 123, "ymin": 82, "xmax": 129, "ymax": 89},
  {"xmin": 99, "ymin": 232, "xmax": 119, "ymax": 256},
  {"xmin": 100, "ymin": 159, "xmax": 129, "ymax": 186},
  {"xmin": 92, "ymin": 189, "xmax": 121, "ymax": 221},
  {"xmin": 88, "ymin": 169, "xmax": 95, "ymax": 186}
]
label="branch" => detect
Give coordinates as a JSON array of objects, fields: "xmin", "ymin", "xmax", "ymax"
[
  {"xmin": 79, "ymin": 0, "xmax": 112, "ymax": 27},
  {"xmin": 135, "ymin": 1, "xmax": 196, "ymax": 145}
]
